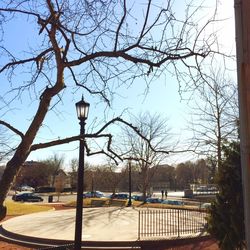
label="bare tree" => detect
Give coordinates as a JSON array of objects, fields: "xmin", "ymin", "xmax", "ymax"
[
  {"xmin": 175, "ymin": 162, "xmax": 194, "ymax": 189},
  {"xmin": 14, "ymin": 161, "xmax": 50, "ymax": 188},
  {"xmin": 0, "ymin": 0, "xmax": 217, "ymax": 218},
  {"xmin": 188, "ymin": 68, "xmax": 239, "ymax": 171},
  {"xmin": 54, "ymin": 170, "xmax": 66, "ymax": 202},
  {"xmin": 194, "ymin": 159, "xmax": 210, "ymax": 184},
  {"xmin": 69, "ymin": 158, "xmax": 78, "ymax": 192},
  {"xmin": 41, "ymin": 154, "xmax": 65, "ymax": 187},
  {"xmin": 121, "ymin": 112, "xmax": 172, "ymax": 201},
  {"xmin": 92, "ymin": 164, "xmax": 125, "ymax": 194}
]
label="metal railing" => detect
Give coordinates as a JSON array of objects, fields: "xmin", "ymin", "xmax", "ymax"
[{"xmin": 138, "ymin": 208, "xmax": 208, "ymax": 239}]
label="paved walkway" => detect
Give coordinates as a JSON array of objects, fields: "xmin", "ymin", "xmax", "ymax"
[{"xmin": 1, "ymin": 207, "xmax": 139, "ymax": 242}]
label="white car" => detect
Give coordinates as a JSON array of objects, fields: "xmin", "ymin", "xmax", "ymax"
[
  {"xmin": 19, "ymin": 185, "xmax": 35, "ymax": 192},
  {"xmin": 200, "ymin": 203, "xmax": 211, "ymax": 209}
]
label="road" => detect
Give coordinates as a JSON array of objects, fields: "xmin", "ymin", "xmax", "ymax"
[{"xmin": 6, "ymin": 190, "xmax": 202, "ymax": 207}]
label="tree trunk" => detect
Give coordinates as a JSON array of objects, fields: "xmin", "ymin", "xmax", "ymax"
[
  {"xmin": 0, "ymin": 151, "xmax": 28, "ymax": 220},
  {"xmin": 235, "ymin": 0, "xmax": 250, "ymax": 248},
  {"xmin": 0, "ymin": 85, "xmax": 64, "ymax": 219}
]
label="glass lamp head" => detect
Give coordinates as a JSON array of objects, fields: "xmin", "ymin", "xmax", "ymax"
[{"xmin": 75, "ymin": 97, "xmax": 90, "ymax": 120}]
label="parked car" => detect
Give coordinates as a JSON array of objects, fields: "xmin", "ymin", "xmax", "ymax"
[
  {"xmin": 12, "ymin": 193, "xmax": 43, "ymax": 202},
  {"xmin": 36, "ymin": 186, "xmax": 55, "ymax": 193},
  {"xmin": 161, "ymin": 199, "xmax": 184, "ymax": 206},
  {"xmin": 110, "ymin": 193, "xmax": 128, "ymax": 200},
  {"xmin": 132, "ymin": 195, "xmax": 144, "ymax": 201},
  {"xmin": 196, "ymin": 186, "xmax": 208, "ymax": 192},
  {"xmin": 146, "ymin": 198, "xmax": 162, "ymax": 203},
  {"xmin": 132, "ymin": 194, "xmax": 152, "ymax": 201},
  {"xmin": 207, "ymin": 186, "xmax": 218, "ymax": 193},
  {"xmin": 83, "ymin": 191, "xmax": 104, "ymax": 198},
  {"xmin": 200, "ymin": 202, "xmax": 211, "ymax": 209},
  {"xmin": 17, "ymin": 185, "xmax": 35, "ymax": 192}
]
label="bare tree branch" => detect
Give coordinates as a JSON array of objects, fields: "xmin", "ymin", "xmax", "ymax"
[
  {"xmin": 0, "ymin": 120, "xmax": 24, "ymax": 138},
  {"xmin": 30, "ymin": 116, "xmax": 169, "ymax": 161},
  {"xmin": 0, "ymin": 48, "xmax": 53, "ymax": 73}
]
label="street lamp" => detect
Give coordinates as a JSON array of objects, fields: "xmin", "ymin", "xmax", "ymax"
[
  {"xmin": 91, "ymin": 171, "xmax": 94, "ymax": 198},
  {"xmin": 127, "ymin": 159, "xmax": 132, "ymax": 207},
  {"xmin": 74, "ymin": 97, "xmax": 90, "ymax": 250}
]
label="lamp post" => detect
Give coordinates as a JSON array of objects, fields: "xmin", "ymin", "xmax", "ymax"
[
  {"xmin": 127, "ymin": 159, "xmax": 132, "ymax": 207},
  {"xmin": 74, "ymin": 97, "xmax": 90, "ymax": 250},
  {"xmin": 91, "ymin": 172, "xmax": 94, "ymax": 198}
]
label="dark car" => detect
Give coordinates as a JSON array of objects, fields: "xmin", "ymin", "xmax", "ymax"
[
  {"xmin": 36, "ymin": 186, "xmax": 56, "ymax": 193},
  {"xmin": 161, "ymin": 200, "xmax": 184, "ymax": 206},
  {"xmin": 132, "ymin": 195, "xmax": 144, "ymax": 201},
  {"xmin": 146, "ymin": 197, "xmax": 162, "ymax": 203},
  {"xmin": 12, "ymin": 193, "xmax": 43, "ymax": 202},
  {"xmin": 83, "ymin": 191, "xmax": 104, "ymax": 198},
  {"xmin": 110, "ymin": 193, "xmax": 128, "ymax": 200},
  {"xmin": 132, "ymin": 194, "xmax": 151, "ymax": 201}
]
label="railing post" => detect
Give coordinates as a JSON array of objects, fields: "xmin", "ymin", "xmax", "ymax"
[
  {"xmin": 177, "ymin": 209, "xmax": 180, "ymax": 237},
  {"xmin": 138, "ymin": 208, "xmax": 207, "ymax": 240},
  {"xmin": 138, "ymin": 210, "xmax": 140, "ymax": 240}
]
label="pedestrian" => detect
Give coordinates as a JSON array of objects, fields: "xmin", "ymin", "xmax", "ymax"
[
  {"xmin": 161, "ymin": 190, "xmax": 164, "ymax": 200},
  {"xmin": 165, "ymin": 190, "xmax": 168, "ymax": 199}
]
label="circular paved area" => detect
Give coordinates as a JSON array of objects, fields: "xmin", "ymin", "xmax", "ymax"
[{"xmin": 1, "ymin": 207, "xmax": 139, "ymax": 242}]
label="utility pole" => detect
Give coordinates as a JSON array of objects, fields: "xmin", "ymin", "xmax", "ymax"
[{"xmin": 235, "ymin": 0, "xmax": 250, "ymax": 248}]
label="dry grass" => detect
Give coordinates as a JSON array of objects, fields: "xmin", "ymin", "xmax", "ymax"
[
  {"xmin": 4, "ymin": 200, "xmax": 52, "ymax": 216},
  {"xmin": 64, "ymin": 198, "xmax": 197, "ymax": 210},
  {"xmin": 66, "ymin": 198, "xmax": 109, "ymax": 207}
]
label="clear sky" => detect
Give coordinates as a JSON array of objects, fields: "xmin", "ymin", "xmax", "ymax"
[{"xmin": 0, "ymin": 0, "xmax": 236, "ymax": 170}]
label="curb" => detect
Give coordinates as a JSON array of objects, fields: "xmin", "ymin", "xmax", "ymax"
[{"xmin": 0, "ymin": 225, "xmax": 213, "ymax": 250}]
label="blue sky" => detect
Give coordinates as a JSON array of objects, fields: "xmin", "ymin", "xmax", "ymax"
[{"xmin": 0, "ymin": 0, "xmax": 236, "ymax": 170}]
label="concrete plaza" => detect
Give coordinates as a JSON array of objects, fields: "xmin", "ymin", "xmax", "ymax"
[
  {"xmin": 0, "ymin": 203, "xmax": 208, "ymax": 249},
  {"xmin": 1, "ymin": 207, "xmax": 139, "ymax": 243}
]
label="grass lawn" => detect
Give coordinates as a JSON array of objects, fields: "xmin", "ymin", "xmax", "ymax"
[{"xmin": 4, "ymin": 200, "xmax": 52, "ymax": 216}]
